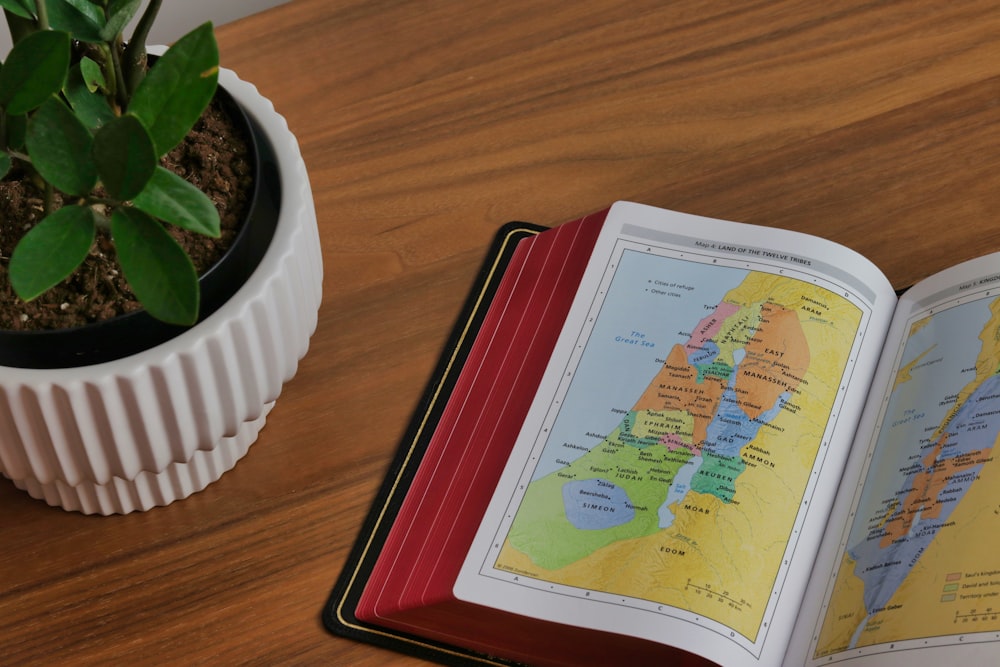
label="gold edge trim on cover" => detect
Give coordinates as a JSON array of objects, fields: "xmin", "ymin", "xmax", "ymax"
[{"xmin": 334, "ymin": 225, "xmax": 542, "ymax": 666}]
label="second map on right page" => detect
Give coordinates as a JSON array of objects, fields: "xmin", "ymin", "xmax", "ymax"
[{"xmin": 815, "ymin": 292, "xmax": 1000, "ymax": 657}]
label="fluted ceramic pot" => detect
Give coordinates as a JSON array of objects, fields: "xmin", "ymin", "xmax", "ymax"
[{"xmin": 0, "ymin": 63, "xmax": 323, "ymax": 515}]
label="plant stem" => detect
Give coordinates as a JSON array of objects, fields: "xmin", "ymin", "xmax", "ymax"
[
  {"xmin": 110, "ymin": 37, "xmax": 129, "ymax": 111},
  {"xmin": 33, "ymin": 0, "xmax": 48, "ymax": 30},
  {"xmin": 123, "ymin": 0, "xmax": 162, "ymax": 97},
  {"xmin": 6, "ymin": 148, "xmax": 29, "ymax": 163}
]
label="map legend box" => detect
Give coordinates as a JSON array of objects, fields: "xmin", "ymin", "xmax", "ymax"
[{"xmin": 943, "ymin": 573, "xmax": 962, "ymax": 601}]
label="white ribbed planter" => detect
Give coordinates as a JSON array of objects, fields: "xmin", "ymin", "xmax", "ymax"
[{"xmin": 0, "ymin": 64, "xmax": 323, "ymax": 515}]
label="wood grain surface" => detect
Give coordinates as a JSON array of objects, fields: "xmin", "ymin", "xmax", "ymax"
[{"xmin": 4, "ymin": 1, "xmax": 1000, "ymax": 664}]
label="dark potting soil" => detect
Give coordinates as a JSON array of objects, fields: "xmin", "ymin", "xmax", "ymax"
[{"xmin": 0, "ymin": 96, "xmax": 254, "ymax": 331}]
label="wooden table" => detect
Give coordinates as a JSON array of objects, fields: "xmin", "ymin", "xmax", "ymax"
[{"xmin": 4, "ymin": 1, "xmax": 1000, "ymax": 664}]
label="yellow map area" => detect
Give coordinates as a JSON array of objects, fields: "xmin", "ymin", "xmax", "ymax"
[
  {"xmin": 815, "ymin": 296, "xmax": 1000, "ymax": 657},
  {"xmin": 893, "ymin": 345, "xmax": 935, "ymax": 393},
  {"xmin": 816, "ymin": 454, "xmax": 1000, "ymax": 654},
  {"xmin": 497, "ymin": 272, "xmax": 863, "ymax": 641}
]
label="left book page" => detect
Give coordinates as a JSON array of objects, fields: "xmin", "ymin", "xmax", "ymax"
[{"xmin": 455, "ymin": 202, "xmax": 898, "ymax": 667}]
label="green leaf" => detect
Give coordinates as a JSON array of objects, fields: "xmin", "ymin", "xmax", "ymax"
[
  {"xmin": 45, "ymin": 0, "xmax": 105, "ymax": 43},
  {"xmin": 93, "ymin": 114, "xmax": 156, "ymax": 200},
  {"xmin": 100, "ymin": 0, "xmax": 140, "ymax": 41},
  {"xmin": 64, "ymin": 61, "xmax": 116, "ymax": 130},
  {"xmin": 128, "ymin": 22, "xmax": 218, "ymax": 156},
  {"xmin": 79, "ymin": 56, "xmax": 105, "ymax": 93},
  {"xmin": 111, "ymin": 206, "xmax": 200, "ymax": 325},
  {"xmin": 0, "ymin": 0, "xmax": 34, "ymax": 19},
  {"xmin": 0, "ymin": 151, "xmax": 11, "ymax": 178},
  {"xmin": 9, "ymin": 205, "xmax": 96, "ymax": 301},
  {"xmin": 0, "ymin": 30, "xmax": 71, "ymax": 114},
  {"xmin": 25, "ymin": 96, "xmax": 98, "ymax": 196},
  {"xmin": 132, "ymin": 166, "xmax": 220, "ymax": 236}
]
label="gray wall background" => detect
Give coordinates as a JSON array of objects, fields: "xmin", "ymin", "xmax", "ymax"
[{"xmin": 0, "ymin": 0, "xmax": 290, "ymax": 55}]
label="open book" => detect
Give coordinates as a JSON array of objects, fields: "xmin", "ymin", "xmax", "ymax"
[{"xmin": 324, "ymin": 202, "xmax": 1000, "ymax": 666}]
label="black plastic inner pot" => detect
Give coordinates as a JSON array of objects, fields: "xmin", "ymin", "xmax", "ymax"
[{"xmin": 0, "ymin": 87, "xmax": 282, "ymax": 369}]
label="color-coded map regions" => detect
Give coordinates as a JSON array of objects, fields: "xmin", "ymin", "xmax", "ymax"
[
  {"xmin": 815, "ymin": 294, "xmax": 1000, "ymax": 658},
  {"xmin": 493, "ymin": 250, "xmax": 864, "ymax": 643}
]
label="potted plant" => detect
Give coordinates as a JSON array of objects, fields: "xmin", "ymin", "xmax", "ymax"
[{"xmin": 0, "ymin": 0, "xmax": 323, "ymax": 514}]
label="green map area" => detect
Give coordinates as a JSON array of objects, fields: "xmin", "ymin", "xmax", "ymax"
[
  {"xmin": 495, "ymin": 266, "xmax": 863, "ymax": 641},
  {"xmin": 815, "ymin": 294, "xmax": 1000, "ymax": 658}
]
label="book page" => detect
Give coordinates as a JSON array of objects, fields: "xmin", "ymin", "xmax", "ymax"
[
  {"xmin": 789, "ymin": 253, "xmax": 1000, "ymax": 666},
  {"xmin": 455, "ymin": 202, "xmax": 897, "ymax": 667}
]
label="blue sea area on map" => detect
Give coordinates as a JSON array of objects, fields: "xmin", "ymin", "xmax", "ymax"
[
  {"xmin": 533, "ymin": 250, "xmax": 749, "ymax": 481},
  {"xmin": 846, "ymin": 297, "xmax": 1000, "ymax": 618},
  {"xmin": 848, "ymin": 300, "xmax": 991, "ymax": 544},
  {"xmin": 562, "ymin": 478, "xmax": 635, "ymax": 530},
  {"xmin": 850, "ymin": 374, "xmax": 1000, "ymax": 614},
  {"xmin": 658, "ymin": 455, "xmax": 701, "ymax": 528}
]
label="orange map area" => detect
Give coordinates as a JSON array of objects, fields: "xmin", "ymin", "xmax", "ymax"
[
  {"xmin": 633, "ymin": 342, "xmax": 726, "ymax": 450},
  {"xmin": 633, "ymin": 301, "xmax": 810, "ymax": 448},
  {"xmin": 735, "ymin": 303, "xmax": 810, "ymax": 420},
  {"xmin": 878, "ymin": 437, "xmax": 992, "ymax": 548}
]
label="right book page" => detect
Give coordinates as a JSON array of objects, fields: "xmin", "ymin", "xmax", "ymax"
[
  {"xmin": 455, "ymin": 201, "xmax": 898, "ymax": 667},
  {"xmin": 789, "ymin": 252, "xmax": 1000, "ymax": 666}
]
